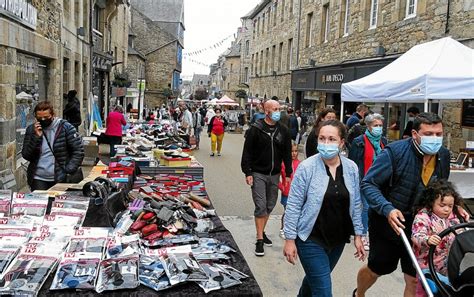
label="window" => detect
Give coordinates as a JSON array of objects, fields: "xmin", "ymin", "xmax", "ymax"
[
  {"xmin": 306, "ymin": 12, "xmax": 313, "ymax": 47},
  {"xmin": 268, "ymin": 8, "xmax": 271, "ymax": 32},
  {"xmin": 256, "ymin": 52, "xmax": 259, "ymax": 75},
  {"xmin": 260, "ymin": 50, "xmax": 264, "ymax": 74},
  {"xmin": 406, "ymin": 0, "xmax": 417, "ymax": 18},
  {"xmin": 322, "ymin": 4, "xmax": 330, "ymax": 43},
  {"xmin": 281, "ymin": 0, "xmax": 285, "ymax": 22},
  {"xmin": 74, "ymin": 0, "xmax": 80, "ymax": 27},
  {"xmin": 343, "ymin": 0, "xmax": 350, "ymax": 36},
  {"xmin": 274, "ymin": 2, "xmax": 278, "ymax": 26},
  {"xmin": 262, "ymin": 13, "xmax": 265, "ymax": 34},
  {"xmin": 271, "ymin": 45, "xmax": 276, "ymax": 72},
  {"xmin": 265, "ymin": 48, "xmax": 269, "ymax": 74},
  {"xmin": 251, "ymin": 54, "xmax": 255, "ymax": 74},
  {"xmin": 230, "ymin": 63, "xmax": 233, "ymax": 72},
  {"xmin": 93, "ymin": 5, "xmax": 101, "ymax": 31},
  {"xmin": 369, "ymin": 0, "xmax": 378, "ymax": 29},
  {"xmin": 287, "ymin": 38, "xmax": 293, "ymax": 70},
  {"xmin": 245, "ymin": 40, "xmax": 250, "ymax": 56},
  {"xmin": 244, "ymin": 67, "xmax": 249, "ymax": 83},
  {"xmin": 253, "ymin": 20, "xmax": 257, "ymax": 39},
  {"xmin": 227, "ymin": 83, "xmax": 230, "ymax": 90},
  {"xmin": 278, "ymin": 42, "xmax": 283, "ymax": 71},
  {"xmin": 289, "ymin": 0, "xmax": 293, "ymax": 15}
]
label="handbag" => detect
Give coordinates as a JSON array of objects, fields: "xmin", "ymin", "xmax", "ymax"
[{"xmin": 43, "ymin": 131, "xmax": 84, "ymax": 183}]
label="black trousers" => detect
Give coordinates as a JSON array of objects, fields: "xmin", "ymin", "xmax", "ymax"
[
  {"xmin": 108, "ymin": 136, "xmax": 122, "ymax": 157},
  {"xmin": 31, "ymin": 179, "xmax": 56, "ymax": 191}
]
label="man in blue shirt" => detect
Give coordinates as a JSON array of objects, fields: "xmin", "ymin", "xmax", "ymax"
[{"xmin": 346, "ymin": 104, "xmax": 369, "ymax": 129}]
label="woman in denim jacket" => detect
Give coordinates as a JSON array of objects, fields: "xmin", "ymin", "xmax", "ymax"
[{"xmin": 283, "ymin": 120, "xmax": 366, "ymax": 297}]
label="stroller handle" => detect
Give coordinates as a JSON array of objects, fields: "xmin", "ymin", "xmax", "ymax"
[
  {"xmin": 428, "ymin": 221, "xmax": 474, "ymax": 297},
  {"xmin": 399, "ymin": 227, "xmax": 434, "ymax": 297}
]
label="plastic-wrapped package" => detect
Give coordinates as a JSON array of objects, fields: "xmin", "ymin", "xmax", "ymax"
[
  {"xmin": 95, "ymin": 255, "xmax": 140, "ymax": 293},
  {"xmin": 142, "ymin": 234, "xmax": 198, "ymax": 248},
  {"xmin": 0, "ymin": 223, "xmax": 33, "ymax": 238},
  {"xmin": 51, "ymin": 200, "xmax": 89, "ymax": 213},
  {"xmin": 0, "ymin": 236, "xmax": 30, "ymax": 274},
  {"xmin": 42, "ymin": 214, "xmax": 83, "ymax": 229},
  {"xmin": 66, "ymin": 237, "xmax": 108, "ymax": 255},
  {"xmin": 138, "ymin": 255, "xmax": 172, "ymax": 291},
  {"xmin": 194, "ymin": 218, "xmax": 215, "ymax": 234},
  {"xmin": 50, "ymin": 252, "xmax": 102, "ymax": 290},
  {"xmin": 29, "ymin": 225, "xmax": 75, "ymax": 248},
  {"xmin": 0, "ymin": 190, "xmax": 12, "ymax": 217},
  {"xmin": 112, "ymin": 211, "xmax": 133, "ymax": 236},
  {"xmin": 197, "ymin": 262, "xmax": 242, "ymax": 293},
  {"xmin": 10, "ymin": 193, "xmax": 48, "ymax": 225},
  {"xmin": 160, "ymin": 245, "xmax": 207, "ymax": 286},
  {"xmin": 0, "ymin": 252, "xmax": 59, "ymax": 296},
  {"xmin": 191, "ymin": 238, "xmax": 236, "ymax": 255},
  {"xmin": 105, "ymin": 234, "xmax": 141, "ymax": 259},
  {"xmin": 215, "ymin": 264, "xmax": 249, "ymax": 280}
]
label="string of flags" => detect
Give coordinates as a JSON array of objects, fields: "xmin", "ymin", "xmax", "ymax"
[
  {"xmin": 183, "ymin": 56, "xmax": 210, "ymax": 68},
  {"xmin": 183, "ymin": 33, "xmax": 235, "ymax": 57}
]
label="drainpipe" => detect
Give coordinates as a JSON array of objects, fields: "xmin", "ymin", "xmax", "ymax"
[
  {"xmin": 296, "ymin": 0, "xmax": 303, "ymax": 68},
  {"xmin": 445, "ymin": 0, "xmax": 451, "ymax": 34}
]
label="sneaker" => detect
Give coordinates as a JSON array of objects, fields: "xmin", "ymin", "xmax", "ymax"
[
  {"xmin": 255, "ymin": 240, "xmax": 264, "ymax": 256},
  {"xmin": 217, "ymin": 152, "xmax": 221, "ymax": 156},
  {"xmin": 263, "ymin": 232, "xmax": 273, "ymax": 246},
  {"xmin": 279, "ymin": 229, "xmax": 286, "ymax": 239},
  {"xmin": 210, "ymin": 153, "xmax": 215, "ymax": 157}
]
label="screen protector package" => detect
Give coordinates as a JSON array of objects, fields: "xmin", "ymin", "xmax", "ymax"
[
  {"xmin": 50, "ymin": 252, "xmax": 102, "ymax": 291},
  {"xmin": 29, "ymin": 225, "xmax": 75, "ymax": 248},
  {"xmin": 95, "ymin": 255, "xmax": 140, "ymax": 293},
  {"xmin": 66, "ymin": 237, "xmax": 108, "ymax": 255},
  {"xmin": 138, "ymin": 254, "xmax": 172, "ymax": 292},
  {"xmin": 197, "ymin": 262, "xmax": 242, "ymax": 293},
  {"xmin": 160, "ymin": 245, "xmax": 207, "ymax": 286},
  {"xmin": 42, "ymin": 214, "xmax": 83, "ymax": 229},
  {"xmin": 143, "ymin": 234, "xmax": 198, "ymax": 248},
  {"xmin": 51, "ymin": 199, "xmax": 89, "ymax": 214},
  {"xmin": 0, "ymin": 252, "xmax": 59, "ymax": 296},
  {"xmin": 0, "ymin": 190, "xmax": 12, "ymax": 217},
  {"xmin": 191, "ymin": 238, "xmax": 236, "ymax": 255},
  {"xmin": 105, "ymin": 234, "xmax": 140, "ymax": 259},
  {"xmin": 215, "ymin": 264, "xmax": 249, "ymax": 280},
  {"xmin": 10, "ymin": 193, "xmax": 49, "ymax": 225}
]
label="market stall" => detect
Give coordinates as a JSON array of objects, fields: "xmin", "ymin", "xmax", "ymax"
[{"xmin": 0, "ymin": 126, "xmax": 263, "ymax": 296}]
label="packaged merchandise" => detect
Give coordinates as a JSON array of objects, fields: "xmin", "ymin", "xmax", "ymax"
[
  {"xmin": 142, "ymin": 234, "xmax": 198, "ymax": 248},
  {"xmin": 50, "ymin": 252, "xmax": 102, "ymax": 290},
  {"xmin": 42, "ymin": 214, "xmax": 83, "ymax": 229},
  {"xmin": 215, "ymin": 264, "xmax": 249, "ymax": 280},
  {"xmin": 10, "ymin": 193, "xmax": 49, "ymax": 225},
  {"xmin": 66, "ymin": 237, "xmax": 108, "ymax": 255},
  {"xmin": 191, "ymin": 238, "xmax": 236, "ymax": 255},
  {"xmin": 197, "ymin": 262, "xmax": 242, "ymax": 293},
  {"xmin": 0, "ymin": 190, "xmax": 12, "ymax": 217},
  {"xmin": 95, "ymin": 255, "xmax": 140, "ymax": 293},
  {"xmin": 105, "ymin": 234, "xmax": 141, "ymax": 259},
  {"xmin": 0, "ymin": 252, "xmax": 58, "ymax": 296},
  {"xmin": 138, "ymin": 255, "xmax": 172, "ymax": 292},
  {"xmin": 159, "ymin": 245, "xmax": 207, "ymax": 286},
  {"xmin": 29, "ymin": 225, "xmax": 75, "ymax": 248}
]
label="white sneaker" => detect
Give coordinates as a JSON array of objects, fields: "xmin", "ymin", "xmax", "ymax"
[{"xmin": 279, "ymin": 229, "xmax": 285, "ymax": 239}]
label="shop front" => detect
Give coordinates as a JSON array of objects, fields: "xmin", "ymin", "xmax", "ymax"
[
  {"xmin": 291, "ymin": 56, "xmax": 397, "ymax": 129},
  {"xmin": 92, "ymin": 52, "xmax": 113, "ymax": 121}
]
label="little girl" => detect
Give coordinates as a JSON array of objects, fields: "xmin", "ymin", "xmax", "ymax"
[
  {"xmin": 278, "ymin": 142, "xmax": 300, "ymax": 239},
  {"xmin": 411, "ymin": 179, "xmax": 464, "ymax": 297}
]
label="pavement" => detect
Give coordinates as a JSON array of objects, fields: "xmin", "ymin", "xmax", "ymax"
[{"xmin": 193, "ymin": 131, "xmax": 406, "ymax": 297}]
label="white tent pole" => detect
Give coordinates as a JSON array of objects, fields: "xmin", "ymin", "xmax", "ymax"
[
  {"xmin": 424, "ymin": 99, "xmax": 429, "ymax": 112},
  {"xmin": 340, "ymin": 101, "xmax": 345, "ymax": 122}
]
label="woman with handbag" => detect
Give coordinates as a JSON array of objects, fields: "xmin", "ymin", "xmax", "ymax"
[{"xmin": 22, "ymin": 101, "xmax": 84, "ymax": 190}]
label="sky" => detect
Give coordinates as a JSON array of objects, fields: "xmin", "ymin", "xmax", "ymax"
[{"xmin": 181, "ymin": 0, "xmax": 259, "ymax": 80}]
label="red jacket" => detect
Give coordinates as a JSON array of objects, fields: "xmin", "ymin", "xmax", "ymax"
[
  {"xmin": 105, "ymin": 111, "xmax": 126, "ymax": 137},
  {"xmin": 278, "ymin": 159, "xmax": 301, "ymax": 196}
]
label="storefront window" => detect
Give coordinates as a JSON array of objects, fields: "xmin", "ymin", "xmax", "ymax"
[{"xmin": 15, "ymin": 53, "xmax": 48, "ymax": 163}]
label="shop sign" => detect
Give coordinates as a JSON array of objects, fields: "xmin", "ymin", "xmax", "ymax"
[
  {"xmin": 315, "ymin": 68, "xmax": 354, "ymax": 92},
  {"xmin": 321, "ymin": 73, "xmax": 344, "ymax": 84},
  {"xmin": 0, "ymin": 0, "xmax": 37, "ymax": 30},
  {"xmin": 291, "ymin": 70, "xmax": 316, "ymax": 90},
  {"xmin": 92, "ymin": 55, "xmax": 112, "ymax": 71}
]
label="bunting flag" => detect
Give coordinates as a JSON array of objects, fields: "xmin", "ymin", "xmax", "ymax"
[
  {"xmin": 183, "ymin": 56, "xmax": 210, "ymax": 68},
  {"xmin": 183, "ymin": 33, "xmax": 234, "ymax": 57}
]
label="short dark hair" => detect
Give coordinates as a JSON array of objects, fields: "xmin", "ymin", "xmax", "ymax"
[
  {"xmin": 34, "ymin": 101, "xmax": 54, "ymax": 115},
  {"xmin": 317, "ymin": 119, "xmax": 347, "ymax": 140},
  {"xmin": 415, "ymin": 179, "xmax": 463, "ymax": 217},
  {"xmin": 407, "ymin": 106, "xmax": 420, "ymax": 114},
  {"xmin": 214, "ymin": 108, "xmax": 222, "ymax": 113},
  {"xmin": 67, "ymin": 90, "xmax": 77, "ymax": 99},
  {"xmin": 356, "ymin": 104, "xmax": 369, "ymax": 112},
  {"xmin": 314, "ymin": 107, "xmax": 337, "ymax": 127},
  {"xmin": 271, "ymin": 96, "xmax": 278, "ymax": 100},
  {"xmin": 412, "ymin": 112, "xmax": 442, "ymax": 131}
]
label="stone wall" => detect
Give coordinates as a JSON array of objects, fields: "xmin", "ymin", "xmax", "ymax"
[
  {"xmin": 248, "ymin": 0, "xmax": 301, "ymax": 101},
  {"xmin": 222, "ymin": 56, "xmax": 241, "ymax": 100}
]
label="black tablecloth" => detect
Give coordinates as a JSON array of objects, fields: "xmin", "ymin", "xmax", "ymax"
[{"xmin": 38, "ymin": 192, "xmax": 262, "ymax": 296}]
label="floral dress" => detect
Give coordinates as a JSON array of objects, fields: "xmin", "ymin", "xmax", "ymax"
[{"xmin": 411, "ymin": 208, "xmax": 461, "ymax": 296}]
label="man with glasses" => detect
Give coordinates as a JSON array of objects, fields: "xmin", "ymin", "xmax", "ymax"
[{"xmin": 22, "ymin": 101, "xmax": 84, "ymax": 191}]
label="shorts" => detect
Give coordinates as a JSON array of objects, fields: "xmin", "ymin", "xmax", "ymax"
[
  {"xmin": 251, "ymin": 172, "xmax": 280, "ymax": 217},
  {"xmin": 280, "ymin": 195, "xmax": 288, "ymax": 207},
  {"xmin": 367, "ymin": 226, "xmax": 416, "ymax": 277}
]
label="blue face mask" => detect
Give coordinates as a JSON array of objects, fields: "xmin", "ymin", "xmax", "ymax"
[
  {"xmin": 419, "ymin": 136, "xmax": 443, "ymax": 155},
  {"xmin": 271, "ymin": 111, "xmax": 281, "ymax": 122},
  {"xmin": 317, "ymin": 143, "xmax": 340, "ymax": 160},
  {"xmin": 370, "ymin": 126, "xmax": 383, "ymax": 137}
]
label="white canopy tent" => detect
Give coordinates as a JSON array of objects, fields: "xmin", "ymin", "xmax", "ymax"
[{"xmin": 341, "ymin": 37, "xmax": 474, "ymax": 114}]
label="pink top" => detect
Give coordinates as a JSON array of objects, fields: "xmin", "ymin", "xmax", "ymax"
[{"xmin": 105, "ymin": 111, "xmax": 126, "ymax": 137}]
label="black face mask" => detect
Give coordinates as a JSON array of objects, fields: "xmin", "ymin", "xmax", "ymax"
[{"xmin": 39, "ymin": 118, "xmax": 53, "ymax": 129}]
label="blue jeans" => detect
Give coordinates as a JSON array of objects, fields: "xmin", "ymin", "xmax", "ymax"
[
  {"xmin": 295, "ymin": 238, "xmax": 345, "ymax": 297},
  {"xmin": 361, "ymin": 193, "xmax": 369, "ymax": 234}
]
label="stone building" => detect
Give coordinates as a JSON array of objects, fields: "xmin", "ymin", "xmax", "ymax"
[
  {"xmin": 91, "ymin": 0, "xmax": 130, "ymax": 121},
  {"xmin": 125, "ymin": 30, "xmax": 146, "ymax": 114},
  {"xmin": 1, "ymin": 1, "xmax": 62, "ymax": 187},
  {"xmin": 245, "ymin": 0, "xmax": 301, "ymax": 101},
  {"xmin": 190, "ymin": 74, "xmax": 210, "ymax": 98},
  {"xmin": 239, "ymin": 14, "xmax": 254, "ymax": 89},
  {"xmin": 130, "ymin": 6, "xmax": 184, "ymax": 108},
  {"xmin": 208, "ymin": 63, "xmax": 220, "ymax": 98},
  {"xmin": 222, "ymin": 42, "xmax": 242, "ymax": 100},
  {"xmin": 290, "ymin": 0, "xmax": 473, "ymax": 150},
  {"xmin": 130, "ymin": 0, "xmax": 185, "ymax": 101}
]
